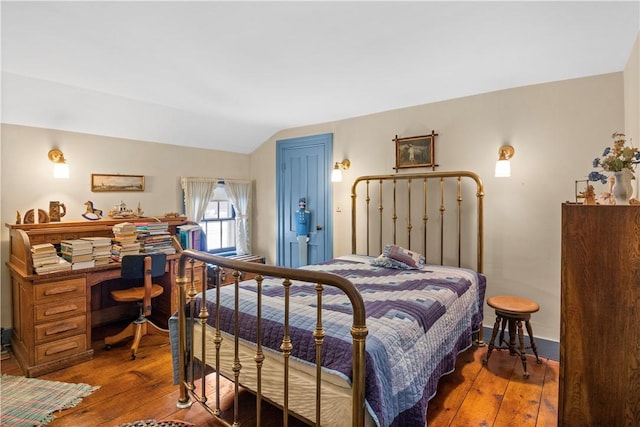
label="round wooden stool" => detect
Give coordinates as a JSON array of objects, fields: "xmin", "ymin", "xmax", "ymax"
[{"xmin": 482, "ymin": 295, "xmax": 542, "ymax": 378}]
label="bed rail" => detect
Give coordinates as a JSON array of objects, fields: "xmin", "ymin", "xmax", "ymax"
[
  {"xmin": 351, "ymin": 171, "xmax": 484, "ymax": 273},
  {"xmin": 175, "ymin": 250, "xmax": 368, "ymax": 426}
]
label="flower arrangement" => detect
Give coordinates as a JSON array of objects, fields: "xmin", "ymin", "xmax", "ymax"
[{"xmin": 588, "ymin": 132, "xmax": 640, "ymax": 184}]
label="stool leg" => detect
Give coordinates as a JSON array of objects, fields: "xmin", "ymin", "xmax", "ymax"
[
  {"xmin": 516, "ymin": 319, "xmax": 529, "ymax": 379},
  {"xmin": 507, "ymin": 319, "xmax": 518, "ymax": 356},
  {"xmin": 498, "ymin": 316, "xmax": 508, "ymax": 347},
  {"xmin": 483, "ymin": 313, "xmax": 501, "ymax": 365},
  {"xmin": 525, "ymin": 320, "xmax": 542, "ymax": 364}
]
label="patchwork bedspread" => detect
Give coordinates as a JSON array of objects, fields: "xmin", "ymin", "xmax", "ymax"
[{"xmin": 193, "ymin": 254, "xmax": 486, "ymax": 427}]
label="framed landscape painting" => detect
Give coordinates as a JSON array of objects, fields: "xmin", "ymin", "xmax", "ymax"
[{"xmin": 91, "ymin": 174, "xmax": 145, "ymax": 192}]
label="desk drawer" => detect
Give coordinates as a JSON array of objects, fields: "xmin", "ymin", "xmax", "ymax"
[
  {"xmin": 34, "ymin": 278, "xmax": 86, "ymax": 302},
  {"xmin": 35, "ymin": 334, "xmax": 87, "ymax": 364},
  {"xmin": 35, "ymin": 314, "xmax": 87, "ymax": 343},
  {"xmin": 35, "ymin": 297, "xmax": 86, "ymax": 322}
]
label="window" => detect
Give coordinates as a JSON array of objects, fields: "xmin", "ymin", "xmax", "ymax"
[{"xmin": 200, "ymin": 187, "xmax": 236, "ymax": 253}]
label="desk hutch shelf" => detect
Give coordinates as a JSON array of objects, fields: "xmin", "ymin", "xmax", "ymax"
[{"xmin": 5, "ymin": 216, "xmax": 206, "ymax": 377}]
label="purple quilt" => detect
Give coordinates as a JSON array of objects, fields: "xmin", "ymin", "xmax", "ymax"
[{"xmin": 193, "ymin": 254, "xmax": 486, "ymax": 427}]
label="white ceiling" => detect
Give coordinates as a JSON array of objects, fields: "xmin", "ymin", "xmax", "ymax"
[{"xmin": 2, "ymin": 1, "xmax": 639, "ymax": 154}]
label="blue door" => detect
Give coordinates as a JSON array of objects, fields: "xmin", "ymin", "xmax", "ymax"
[{"xmin": 276, "ymin": 134, "xmax": 333, "ymax": 267}]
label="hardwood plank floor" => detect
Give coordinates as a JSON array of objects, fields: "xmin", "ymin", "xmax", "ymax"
[{"xmin": 1, "ymin": 326, "xmax": 558, "ymax": 426}]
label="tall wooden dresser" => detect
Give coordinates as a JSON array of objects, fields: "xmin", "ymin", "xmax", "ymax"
[{"xmin": 560, "ymin": 204, "xmax": 640, "ymax": 426}]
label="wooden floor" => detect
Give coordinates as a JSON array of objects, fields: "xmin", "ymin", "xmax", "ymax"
[{"xmin": 1, "ymin": 325, "xmax": 558, "ymax": 426}]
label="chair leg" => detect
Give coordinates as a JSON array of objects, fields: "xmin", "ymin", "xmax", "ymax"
[
  {"xmin": 128, "ymin": 320, "xmax": 146, "ymax": 359},
  {"xmin": 145, "ymin": 319, "xmax": 170, "ymax": 337},
  {"xmin": 105, "ymin": 322, "xmax": 136, "ymax": 348}
]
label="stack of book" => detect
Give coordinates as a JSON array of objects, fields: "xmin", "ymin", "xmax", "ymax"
[
  {"xmin": 31, "ymin": 243, "xmax": 72, "ymax": 274},
  {"xmin": 136, "ymin": 222, "xmax": 176, "ymax": 255},
  {"xmin": 176, "ymin": 224, "xmax": 204, "ymax": 251},
  {"xmin": 81, "ymin": 236, "xmax": 113, "ymax": 266},
  {"xmin": 111, "ymin": 222, "xmax": 140, "ymax": 261},
  {"xmin": 60, "ymin": 239, "xmax": 95, "ymax": 270}
]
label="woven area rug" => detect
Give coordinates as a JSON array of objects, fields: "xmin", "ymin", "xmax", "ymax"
[
  {"xmin": 0, "ymin": 374, "xmax": 100, "ymax": 427},
  {"xmin": 116, "ymin": 420, "xmax": 195, "ymax": 427}
]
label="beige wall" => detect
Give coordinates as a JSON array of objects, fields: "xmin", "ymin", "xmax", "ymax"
[
  {"xmin": 0, "ymin": 125, "xmax": 252, "ymax": 326},
  {"xmin": 251, "ymin": 72, "xmax": 626, "ymax": 343}
]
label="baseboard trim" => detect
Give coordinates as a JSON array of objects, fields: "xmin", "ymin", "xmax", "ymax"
[{"xmin": 482, "ymin": 326, "xmax": 559, "ymax": 361}]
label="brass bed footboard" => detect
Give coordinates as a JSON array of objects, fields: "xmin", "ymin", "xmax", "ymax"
[{"xmin": 175, "ymin": 251, "xmax": 368, "ymax": 427}]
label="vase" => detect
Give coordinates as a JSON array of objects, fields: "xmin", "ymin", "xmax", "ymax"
[{"xmin": 612, "ymin": 169, "xmax": 634, "ymax": 205}]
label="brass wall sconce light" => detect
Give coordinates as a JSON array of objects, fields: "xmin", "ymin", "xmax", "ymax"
[
  {"xmin": 331, "ymin": 159, "xmax": 351, "ymax": 182},
  {"xmin": 495, "ymin": 145, "xmax": 514, "ymax": 178},
  {"xmin": 48, "ymin": 148, "xmax": 69, "ymax": 179}
]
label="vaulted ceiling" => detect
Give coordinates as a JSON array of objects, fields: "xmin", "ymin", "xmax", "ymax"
[{"xmin": 2, "ymin": 1, "xmax": 639, "ymax": 153}]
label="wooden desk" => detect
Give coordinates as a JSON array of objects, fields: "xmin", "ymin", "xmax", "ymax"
[{"xmin": 5, "ymin": 217, "xmax": 205, "ymax": 377}]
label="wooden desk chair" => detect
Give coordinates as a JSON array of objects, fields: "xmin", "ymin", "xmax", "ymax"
[
  {"xmin": 482, "ymin": 295, "xmax": 542, "ymax": 378},
  {"xmin": 104, "ymin": 253, "xmax": 169, "ymax": 359}
]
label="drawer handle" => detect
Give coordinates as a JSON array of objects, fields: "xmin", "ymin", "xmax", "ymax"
[
  {"xmin": 45, "ymin": 322, "xmax": 79, "ymax": 336},
  {"xmin": 45, "ymin": 341, "xmax": 79, "ymax": 356},
  {"xmin": 44, "ymin": 286, "xmax": 77, "ymax": 296},
  {"xmin": 44, "ymin": 304, "xmax": 78, "ymax": 316}
]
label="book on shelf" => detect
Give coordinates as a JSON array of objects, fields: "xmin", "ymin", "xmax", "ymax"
[
  {"xmin": 61, "ymin": 252, "xmax": 94, "ymax": 263},
  {"xmin": 177, "ymin": 224, "xmax": 204, "ymax": 251},
  {"xmin": 94, "ymin": 257, "xmax": 111, "ymax": 266},
  {"xmin": 71, "ymin": 259, "xmax": 96, "ymax": 270},
  {"xmin": 81, "ymin": 236, "xmax": 112, "ymax": 247},
  {"xmin": 80, "ymin": 236, "xmax": 114, "ymax": 265},
  {"xmin": 113, "ymin": 222, "xmax": 137, "ymax": 235},
  {"xmin": 32, "ymin": 253, "xmax": 62, "ymax": 267},
  {"xmin": 34, "ymin": 257, "xmax": 72, "ymax": 274},
  {"xmin": 31, "ymin": 243, "xmax": 57, "ymax": 254},
  {"xmin": 112, "ymin": 236, "xmax": 138, "ymax": 246},
  {"xmin": 60, "ymin": 239, "xmax": 93, "ymax": 255}
]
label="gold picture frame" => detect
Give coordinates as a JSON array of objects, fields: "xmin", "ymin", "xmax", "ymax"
[
  {"xmin": 91, "ymin": 174, "xmax": 145, "ymax": 192},
  {"xmin": 394, "ymin": 131, "xmax": 438, "ymax": 170}
]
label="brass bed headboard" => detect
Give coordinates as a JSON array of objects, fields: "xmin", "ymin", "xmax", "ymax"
[{"xmin": 351, "ymin": 171, "xmax": 484, "ymax": 273}]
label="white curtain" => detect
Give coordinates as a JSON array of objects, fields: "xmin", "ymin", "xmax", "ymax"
[
  {"xmin": 225, "ymin": 180, "xmax": 252, "ymax": 255},
  {"xmin": 180, "ymin": 177, "xmax": 217, "ymax": 223}
]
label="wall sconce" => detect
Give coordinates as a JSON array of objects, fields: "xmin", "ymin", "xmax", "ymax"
[
  {"xmin": 494, "ymin": 145, "xmax": 514, "ymax": 178},
  {"xmin": 331, "ymin": 159, "xmax": 351, "ymax": 182},
  {"xmin": 48, "ymin": 148, "xmax": 69, "ymax": 179}
]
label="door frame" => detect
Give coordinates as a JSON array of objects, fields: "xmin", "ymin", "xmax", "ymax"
[{"xmin": 276, "ymin": 133, "xmax": 333, "ymax": 266}]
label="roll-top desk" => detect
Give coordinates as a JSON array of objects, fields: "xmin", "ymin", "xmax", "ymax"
[{"xmin": 5, "ymin": 217, "xmax": 206, "ymax": 377}]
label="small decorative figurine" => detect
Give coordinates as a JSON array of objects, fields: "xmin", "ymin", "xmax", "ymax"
[
  {"xmin": 597, "ymin": 192, "xmax": 615, "ymax": 205},
  {"xmin": 49, "ymin": 201, "xmax": 67, "ymax": 222},
  {"xmin": 16, "ymin": 211, "xmax": 21, "ymax": 224},
  {"xmin": 107, "ymin": 201, "xmax": 135, "ymax": 218},
  {"xmin": 580, "ymin": 185, "xmax": 597, "ymax": 205},
  {"xmin": 82, "ymin": 201, "xmax": 103, "ymax": 221},
  {"xmin": 296, "ymin": 197, "xmax": 311, "ymax": 266},
  {"xmin": 23, "ymin": 209, "xmax": 50, "ymax": 224}
]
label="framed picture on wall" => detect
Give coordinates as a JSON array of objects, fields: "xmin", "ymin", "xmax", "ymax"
[
  {"xmin": 394, "ymin": 131, "xmax": 438, "ymax": 170},
  {"xmin": 91, "ymin": 174, "xmax": 145, "ymax": 192}
]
